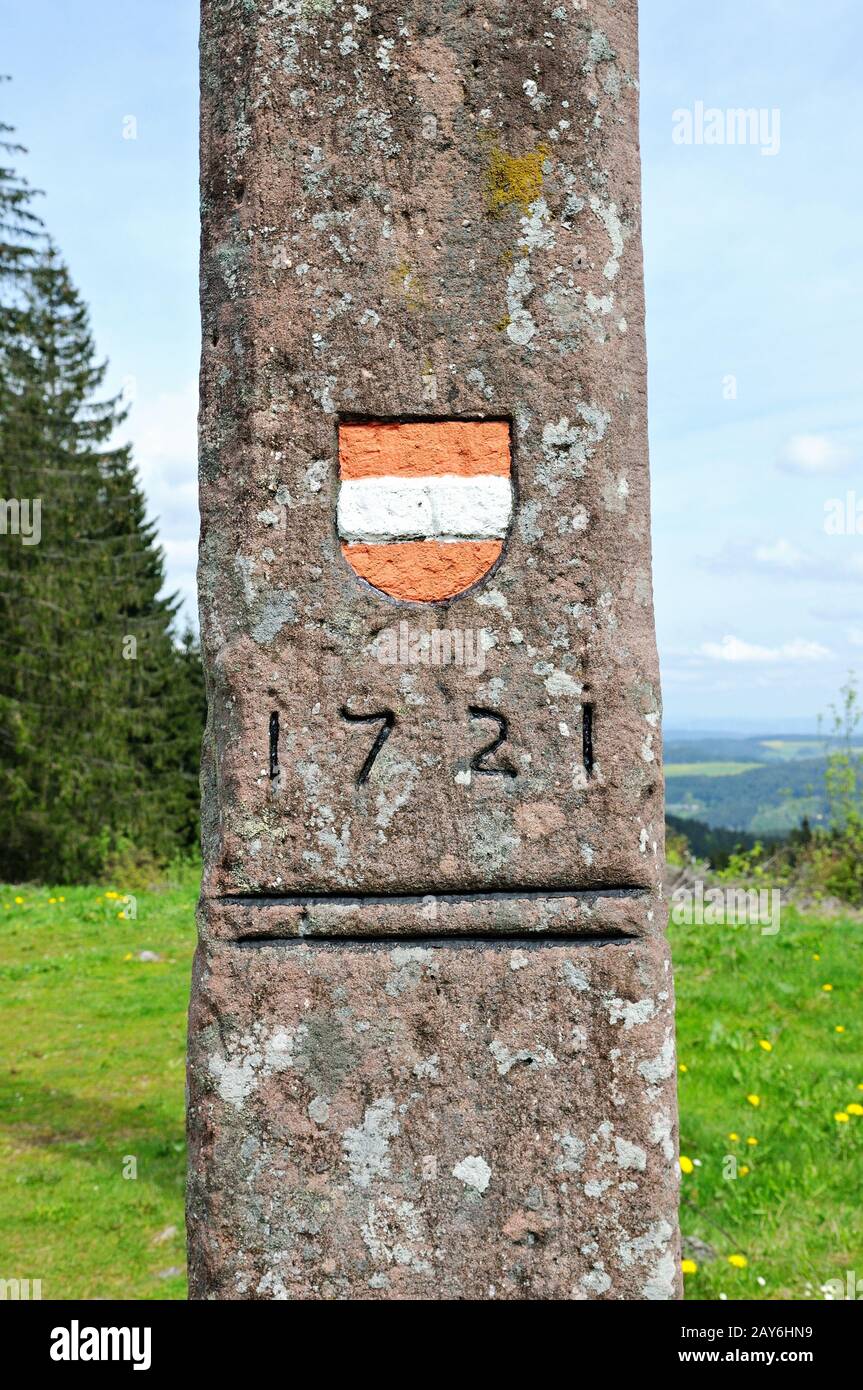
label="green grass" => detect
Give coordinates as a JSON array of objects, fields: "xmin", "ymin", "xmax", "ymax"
[
  {"xmin": 1, "ymin": 878, "xmax": 861, "ymax": 1300},
  {"xmin": 665, "ymin": 762, "xmax": 763, "ymax": 778},
  {"xmin": 0, "ymin": 877, "xmax": 194, "ymax": 1299},
  {"xmin": 672, "ymin": 905, "xmax": 863, "ymax": 1300}
]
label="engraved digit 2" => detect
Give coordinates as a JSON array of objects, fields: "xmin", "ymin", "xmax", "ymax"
[
  {"xmin": 340, "ymin": 707, "xmax": 396, "ymax": 785},
  {"xmin": 468, "ymin": 706, "xmax": 516, "ymax": 778}
]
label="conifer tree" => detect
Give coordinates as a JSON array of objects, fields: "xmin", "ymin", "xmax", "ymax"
[{"xmin": 0, "ymin": 110, "xmax": 203, "ymax": 882}]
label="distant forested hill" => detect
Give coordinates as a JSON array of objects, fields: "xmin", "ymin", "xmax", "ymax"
[{"xmin": 665, "ymin": 757, "xmax": 828, "ymax": 834}]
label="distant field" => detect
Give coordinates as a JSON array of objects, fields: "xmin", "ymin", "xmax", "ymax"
[
  {"xmin": 2, "ymin": 877, "xmax": 862, "ymax": 1301},
  {"xmin": 665, "ymin": 762, "xmax": 762, "ymax": 778},
  {"xmin": 757, "ymin": 739, "xmax": 861, "ymax": 759}
]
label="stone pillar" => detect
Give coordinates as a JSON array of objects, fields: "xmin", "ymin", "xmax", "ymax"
[{"xmin": 188, "ymin": 0, "xmax": 680, "ymax": 1301}]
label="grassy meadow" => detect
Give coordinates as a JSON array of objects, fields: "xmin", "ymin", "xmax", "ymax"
[{"xmin": 1, "ymin": 876, "xmax": 861, "ymax": 1300}]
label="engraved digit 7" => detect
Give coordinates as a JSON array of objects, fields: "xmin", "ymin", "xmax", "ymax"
[
  {"xmin": 468, "ymin": 706, "xmax": 516, "ymax": 778},
  {"xmin": 340, "ymin": 707, "xmax": 396, "ymax": 785}
]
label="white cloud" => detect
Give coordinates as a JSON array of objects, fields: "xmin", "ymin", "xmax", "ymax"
[
  {"xmin": 121, "ymin": 379, "xmax": 199, "ymax": 622},
  {"xmin": 130, "ymin": 379, "xmax": 198, "ymax": 471},
  {"xmin": 777, "ymin": 433, "xmax": 852, "ymax": 475},
  {"xmin": 703, "ymin": 537, "xmax": 863, "ymax": 586},
  {"xmin": 701, "ymin": 634, "xmax": 831, "ymax": 664},
  {"xmin": 752, "ymin": 538, "xmax": 808, "ymax": 571}
]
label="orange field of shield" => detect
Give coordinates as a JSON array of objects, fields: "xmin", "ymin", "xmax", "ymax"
[{"xmin": 339, "ymin": 420, "xmax": 511, "ymax": 603}]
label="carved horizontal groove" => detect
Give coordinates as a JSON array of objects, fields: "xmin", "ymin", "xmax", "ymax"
[
  {"xmin": 215, "ymin": 885, "xmax": 649, "ymax": 908},
  {"xmin": 229, "ymin": 933, "xmax": 636, "ymax": 951}
]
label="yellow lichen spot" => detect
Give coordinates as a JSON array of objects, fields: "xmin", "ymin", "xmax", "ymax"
[
  {"xmin": 493, "ymin": 313, "xmax": 511, "ymax": 333},
  {"xmin": 482, "ymin": 137, "xmax": 550, "ymax": 217},
  {"xmin": 390, "ymin": 260, "xmax": 429, "ymax": 313}
]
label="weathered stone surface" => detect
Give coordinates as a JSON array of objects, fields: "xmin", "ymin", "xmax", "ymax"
[
  {"xmin": 187, "ymin": 935, "xmax": 678, "ymax": 1300},
  {"xmin": 190, "ymin": 0, "xmax": 680, "ymax": 1300},
  {"xmin": 197, "ymin": 0, "xmax": 663, "ymax": 900}
]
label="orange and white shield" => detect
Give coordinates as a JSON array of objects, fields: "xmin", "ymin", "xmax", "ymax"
[{"xmin": 337, "ymin": 420, "xmax": 512, "ymax": 602}]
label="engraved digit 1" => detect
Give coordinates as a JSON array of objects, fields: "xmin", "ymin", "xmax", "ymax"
[
  {"xmin": 340, "ymin": 707, "xmax": 396, "ymax": 785},
  {"xmin": 582, "ymin": 701, "xmax": 594, "ymax": 777},
  {"xmin": 468, "ymin": 706, "xmax": 516, "ymax": 778},
  {"xmin": 269, "ymin": 710, "xmax": 280, "ymax": 780}
]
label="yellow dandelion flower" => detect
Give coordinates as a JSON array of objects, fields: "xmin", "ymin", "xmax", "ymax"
[
  {"xmin": 858, "ymin": 1084, "xmax": 863, "ymax": 1092},
  {"xmin": 117, "ymin": 911, "xmax": 125, "ymax": 919},
  {"xmin": 758, "ymin": 1040, "xmax": 773, "ymax": 1052},
  {"xmin": 835, "ymin": 1025, "xmax": 846, "ymax": 1034},
  {"xmin": 746, "ymin": 1137, "xmax": 758, "ymax": 1146},
  {"xmin": 14, "ymin": 895, "xmax": 23, "ymax": 904},
  {"xmin": 679, "ymin": 1063, "xmax": 688, "ymax": 1073},
  {"xmin": 728, "ymin": 1254, "xmax": 748, "ymax": 1269},
  {"xmin": 681, "ymin": 1259, "xmax": 698, "ymax": 1275},
  {"xmin": 812, "ymin": 952, "xmax": 820, "ymax": 960},
  {"xmin": 747, "ymin": 1094, "xmax": 761, "ymax": 1107},
  {"xmin": 59, "ymin": 896, "xmax": 65, "ymax": 902},
  {"xmin": 123, "ymin": 952, "xmax": 133, "ymax": 961},
  {"xmin": 835, "ymin": 1111, "xmax": 850, "ymax": 1123},
  {"xmin": 739, "ymin": 1165, "xmax": 750, "ymax": 1177},
  {"xmin": 679, "ymin": 1155, "xmax": 694, "ymax": 1174},
  {"xmin": 846, "ymin": 1103, "xmax": 863, "ymax": 1116},
  {"xmin": 48, "ymin": 897, "xmax": 56, "ymax": 904},
  {"xmin": 728, "ymin": 1132, "xmax": 740, "ymax": 1142},
  {"xmin": 822, "ymin": 983, "xmax": 833, "ymax": 992}
]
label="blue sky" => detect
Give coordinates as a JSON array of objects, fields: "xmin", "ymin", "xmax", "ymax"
[{"xmin": 5, "ymin": 0, "xmax": 862, "ymax": 730}]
